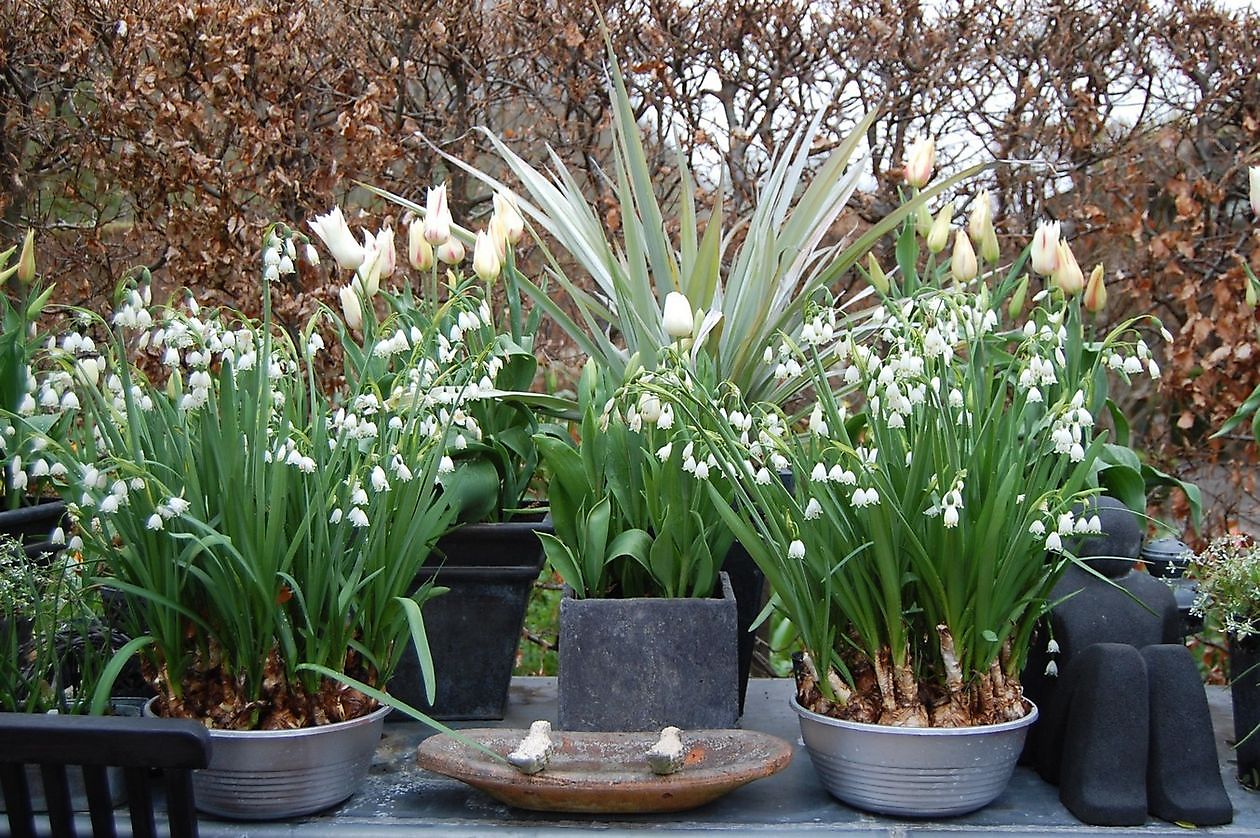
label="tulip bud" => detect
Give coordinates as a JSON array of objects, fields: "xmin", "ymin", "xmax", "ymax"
[
  {"xmin": 926, "ymin": 201, "xmax": 953, "ymax": 254},
  {"xmin": 339, "ymin": 285, "xmax": 363, "ymax": 331},
  {"xmin": 493, "ymin": 189, "xmax": 525, "ymax": 244},
  {"xmin": 915, "ymin": 202, "xmax": 933, "ymax": 239},
  {"xmin": 866, "ymin": 253, "xmax": 889, "ymax": 294},
  {"xmin": 1083, "ymin": 264, "xmax": 1107, "ymax": 313},
  {"xmin": 408, "ymin": 218, "xmax": 433, "ymax": 270},
  {"xmin": 1030, "ymin": 221, "xmax": 1060, "ymax": 276},
  {"xmin": 967, "ymin": 191, "xmax": 991, "ymax": 243},
  {"xmin": 472, "ymin": 230, "xmax": 501, "ymax": 281},
  {"xmin": 1246, "ymin": 274, "xmax": 1258, "ymax": 309},
  {"xmin": 487, "ymin": 214, "xmax": 509, "ymax": 262},
  {"xmin": 436, "ymin": 237, "xmax": 465, "ymax": 264},
  {"xmin": 16, "ymin": 229, "xmax": 35, "ymax": 285},
  {"xmin": 1052, "ymin": 240, "xmax": 1085, "ymax": 296},
  {"xmin": 374, "ymin": 226, "xmax": 396, "ymax": 280},
  {"xmin": 951, "ymin": 230, "xmax": 978, "ymax": 283},
  {"xmin": 1251, "ymin": 166, "xmax": 1260, "ymax": 218},
  {"xmin": 968, "ymin": 191, "xmax": 1000, "ymax": 262},
  {"xmin": 662, "ymin": 291, "xmax": 694, "ymax": 340},
  {"xmin": 424, "ymin": 184, "xmax": 452, "ymax": 246},
  {"xmin": 357, "ymin": 234, "xmax": 382, "ymax": 297},
  {"xmin": 1008, "ymin": 274, "xmax": 1029, "ymax": 319},
  {"xmin": 904, "ymin": 137, "xmax": 935, "ymax": 189},
  {"xmin": 308, "ymin": 207, "xmax": 365, "ymax": 271}
]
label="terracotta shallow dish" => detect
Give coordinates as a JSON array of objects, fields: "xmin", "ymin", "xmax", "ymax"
[{"xmin": 417, "ymin": 727, "xmax": 793, "ymax": 813}]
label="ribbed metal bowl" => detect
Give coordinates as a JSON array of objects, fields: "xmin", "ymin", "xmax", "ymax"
[
  {"xmin": 145, "ymin": 699, "xmax": 389, "ymax": 820},
  {"xmin": 792, "ymin": 697, "xmax": 1037, "ymax": 818}
]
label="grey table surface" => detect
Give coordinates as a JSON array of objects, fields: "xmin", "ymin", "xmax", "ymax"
[{"xmin": 195, "ymin": 677, "xmax": 1260, "ymax": 837}]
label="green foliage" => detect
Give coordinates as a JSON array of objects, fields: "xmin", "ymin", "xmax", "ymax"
[
  {"xmin": 46, "ymin": 227, "xmax": 460, "ymax": 727},
  {"xmin": 0, "ymin": 538, "xmax": 114, "ymax": 714},
  {"xmin": 534, "ymin": 356, "xmax": 734, "ymax": 598}
]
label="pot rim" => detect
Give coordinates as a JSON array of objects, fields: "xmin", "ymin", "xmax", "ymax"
[
  {"xmin": 142, "ymin": 696, "xmax": 390, "ymax": 739},
  {"xmin": 790, "ymin": 694, "xmax": 1038, "ymax": 736}
]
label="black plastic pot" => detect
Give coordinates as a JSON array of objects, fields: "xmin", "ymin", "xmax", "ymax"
[
  {"xmin": 1229, "ymin": 635, "xmax": 1260, "ymax": 786},
  {"xmin": 720, "ymin": 541, "xmax": 763, "ymax": 713},
  {"xmin": 387, "ymin": 514, "xmax": 550, "ymax": 721},
  {"xmin": 557, "ymin": 571, "xmax": 739, "ymax": 731},
  {"xmin": 0, "ymin": 497, "xmax": 66, "ymax": 558}
]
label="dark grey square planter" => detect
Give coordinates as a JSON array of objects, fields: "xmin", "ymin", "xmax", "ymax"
[
  {"xmin": 558, "ymin": 571, "xmax": 739, "ymax": 731},
  {"xmin": 388, "ymin": 515, "xmax": 550, "ymax": 721}
]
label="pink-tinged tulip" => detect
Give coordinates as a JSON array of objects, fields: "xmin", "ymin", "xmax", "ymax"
[
  {"xmin": 1251, "ymin": 166, "xmax": 1260, "ymax": 218},
  {"xmin": 308, "ymin": 207, "xmax": 365, "ymax": 270},
  {"xmin": 904, "ymin": 137, "xmax": 935, "ymax": 189},
  {"xmin": 1030, "ymin": 221, "xmax": 1060, "ymax": 276},
  {"xmin": 374, "ymin": 226, "xmax": 396, "ymax": 280},
  {"xmin": 424, "ymin": 185, "xmax": 452, "ymax": 246},
  {"xmin": 662, "ymin": 291, "xmax": 694, "ymax": 339},
  {"xmin": 338, "ymin": 285, "xmax": 363, "ymax": 331},
  {"xmin": 472, "ymin": 230, "xmax": 501, "ymax": 281},
  {"xmin": 436, "ymin": 236, "xmax": 465, "ymax": 264},
  {"xmin": 16, "ymin": 229, "xmax": 35, "ymax": 284},
  {"xmin": 1052, "ymin": 240, "xmax": 1085, "ymax": 296},
  {"xmin": 408, "ymin": 218, "xmax": 433, "ymax": 271},
  {"xmin": 926, "ymin": 201, "xmax": 953, "ymax": 254},
  {"xmin": 1083, "ymin": 264, "xmax": 1106, "ymax": 313},
  {"xmin": 951, "ymin": 230, "xmax": 978, "ymax": 283},
  {"xmin": 493, "ymin": 189, "xmax": 525, "ymax": 244}
]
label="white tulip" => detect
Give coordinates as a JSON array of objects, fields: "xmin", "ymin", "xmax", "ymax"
[
  {"xmin": 472, "ymin": 229, "xmax": 501, "ymax": 281},
  {"xmin": 662, "ymin": 291, "xmax": 694, "ymax": 340},
  {"xmin": 493, "ymin": 189, "xmax": 525, "ymax": 244},
  {"xmin": 339, "ymin": 285, "xmax": 364, "ymax": 331},
  {"xmin": 308, "ymin": 207, "xmax": 365, "ymax": 270}
]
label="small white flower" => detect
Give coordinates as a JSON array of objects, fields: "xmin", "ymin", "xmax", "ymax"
[
  {"xmin": 788, "ymin": 539, "xmax": 806, "ymax": 560},
  {"xmin": 67, "ymin": 535, "xmax": 84, "ymax": 551},
  {"xmin": 656, "ymin": 443, "xmax": 673, "ymax": 462},
  {"xmin": 1029, "ymin": 520, "xmax": 1046, "ymax": 536},
  {"xmin": 394, "ymin": 461, "xmax": 413, "ymax": 482},
  {"xmin": 146, "ymin": 513, "xmax": 164, "ymax": 531},
  {"xmin": 851, "ymin": 488, "xmax": 870, "ymax": 507},
  {"xmin": 99, "ymin": 494, "xmax": 121, "ymax": 515},
  {"xmin": 657, "ymin": 403, "xmax": 675, "ymax": 430},
  {"xmin": 371, "ymin": 466, "xmax": 390, "ymax": 493},
  {"xmin": 1045, "ymin": 531, "xmax": 1063, "ymax": 552},
  {"xmin": 755, "ymin": 467, "xmax": 773, "ymax": 485},
  {"xmin": 1047, "ymin": 638, "xmax": 1060, "ymax": 654},
  {"xmin": 348, "ymin": 507, "xmax": 369, "ymax": 528},
  {"xmin": 329, "ymin": 508, "xmax": 344, "ymax": 524},
  {"xmin": 60, "ymin": 392, "xmax": 80, "ymax": 411},
  {"xmin": 438, "ymin": 455, "xmax": 455, "ymax": 475},
  {"xmin": 943, "ymin": 505, "xmax": 960, "ymax": 528},
  {"xmin": 1147, "ymin": 358, "xmax": 1160, "ymax": 379},
  {"xmin": 1069, "ymin": 443, "xmax": 1085, "ymax": 463},
  {"xmin": 811, "ymin": 463, "xmax": 828, "ymax": 482},
  {"xmin": 1123, "ymin": 355, "xmax": 1143, "ymax": 375},
  {"xmin": 804, "ymin": 498, "xmax": 823, "ymax": 520},
  {"xmin": 694, "ymin": 461, "xmax": 711, "ymax": 481},
  {"xmin": 1044, "ymin": 660, "xmax": 1058, "ymax": 678}
]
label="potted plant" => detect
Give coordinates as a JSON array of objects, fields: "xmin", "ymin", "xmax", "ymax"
[
  {"xmin": 534, "ymin": 350, "xmax": 740, "ymax": 732},
  {"xmin": 308, "ymin": 199, "xmax": 561, "ymax": 720},
  {"xmin": 43, "ymin": 225, "xmax": 461, "ymax": 819},
  {"xmin": 0, "ymin": 231, "xmax": 68, "ymax": 554},
  {"xmin": 403, "ymin": 45, "xmax": 984, "ymax": 700},
  {"xmin": 0, "ymin": 534, "xmax": 142, "ymax": 811},
  {"xmin": 1187, "ymin": 533, "xmax": 1260, "ymax": 787},
  {"xmin": 650, "ymin": 201, "xmax": 1163, "ymax": 815}
]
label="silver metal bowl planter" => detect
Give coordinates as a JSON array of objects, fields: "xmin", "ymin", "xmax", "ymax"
[
  {"xmin": 145, "ymin": 698, "xmax": 389, "ymax": 820},
  {"xmin": 792, "ymin": 696, "xmax": 1038, "ymax": 817}
]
